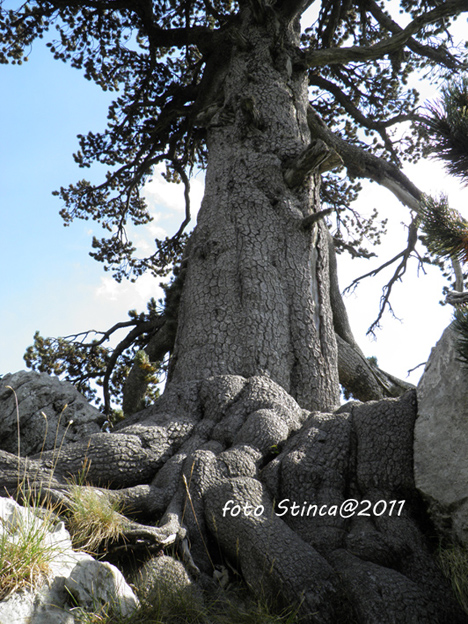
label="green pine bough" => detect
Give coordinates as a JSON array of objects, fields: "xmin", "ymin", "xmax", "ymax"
[{"xmin": 419, "ymin": 195, "xmax": 468, "ymax": 365}]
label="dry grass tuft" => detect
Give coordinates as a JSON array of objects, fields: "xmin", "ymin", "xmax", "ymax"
[
  {"xmin": 439, "ymin": 543, "xmax": 468, "ymax": 614},
  {"xmin": 66, "ymin": 484, "xmax": 125, "ymax": 553},
  {"xmin": 0, "ymin": 496, "xmax": 61, "ymax": 600}
]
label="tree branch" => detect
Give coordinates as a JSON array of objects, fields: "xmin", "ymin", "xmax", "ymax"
[
  {"xmin": 336, "ymin": 333, "xmax": 414, "ymax": 400},
  {"xmin": 60, "ymin": 321, "xmax": 141, "ymax": 348},
  {"xmin": 306, "ymin": 105, "xmax": 422, "ymax": 210},
  {"xmin": 446, "ymin": 291, "xmax": 468, "ymax": 305},
  {"xmin": 200, "ymin": 0, "xmax": 225, "ymax": 23},
  {"xmin": 452, "ymin": 256, "xmax": 465, "ymax": 291},
  {"xmin": 122, "ymin": 321, "xmax": 174, "ymax": 416},
  {"xmin": 302, "ymin": 207, "xmax": 334, "ymax": 230},
  {"xmin": 308, "ymin": 75, "xmax": 424, "ymax": 131},
  {"xmin": 284, "ymin": 140, "xmax": 343, "ymax": 187},
  {"xmin": 171, "ymin": 163, "xmax": 192, "ymax": 239},
  {"xmin": 345, "ymin": 220, "xmax": 420, "ymax": 335},
  {"xmin": 303, "ymin": 0, "xmax": 468, "ymax": 68},
  {"xmin": 315, "ymin": 0, "xmax": 353, "ymax": 49},
  {"xmin": 48, "ymin": 0, "xmax": 215, "ymax": 49},
  {"xmin": 328, "ymin": 230, "xmax": 414, "ymax": 399},
  {"xmin": 275, "ymin": 0, "xmax": 315, "ymax": 23},
  {"xmin": 102, "ymin": 316, "xmax": 165, "ymax": 415},
  {"xmin": 365, "ymin": 0, "xmax": 462, "ymax": 70}
]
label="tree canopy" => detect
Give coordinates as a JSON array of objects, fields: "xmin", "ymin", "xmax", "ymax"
[{"xmin": 2, "ymin": 0, "xmax": 467, "ymax": 275}]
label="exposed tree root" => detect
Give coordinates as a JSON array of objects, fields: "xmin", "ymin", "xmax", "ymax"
[{"xmin": 0, "ymin": 375, "xmax": 465, "ymax": 622}]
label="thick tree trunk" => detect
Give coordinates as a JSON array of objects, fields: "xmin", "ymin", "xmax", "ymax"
[{"xmin": 169, "ymin": 16, "xmax": 339, "ymax": 412}]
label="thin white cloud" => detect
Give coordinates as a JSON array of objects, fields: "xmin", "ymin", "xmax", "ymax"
[
  {"xmin": 143, "ymin": 164, "xmax": 204, "ymax": 224},
  {"xmin": 95, "ymin": 275, "xmax": 123, "ymax": 302},
  {"xmin": 95, "ymin": 273, "xmax": 163, "ymax": 306}
]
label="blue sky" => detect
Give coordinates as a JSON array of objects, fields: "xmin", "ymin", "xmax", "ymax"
[
  {"xmin": 0, "ymin": 42, "xmax": 195, "ymax": 372},
  {"xmin": 0, "ymin": 16, "xmax": 465, "ymax": 394},
  {"xmin": 1, "ymin": 45, "xmax": 111, "ymax": 367}
]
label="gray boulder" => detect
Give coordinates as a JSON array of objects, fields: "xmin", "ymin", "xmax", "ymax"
[
  {"xmin": 0, "ymin": 371, "xmax": 104, "ymax": 456},
  {"xmin": 0, "ymin": 498, "xmax": 139, "ymax": 623},
  {"xmin": 64, "ymin": 559, "xmax": 139, "ymax": 617},
  {"xmin": 415, "ymin": 323, "xmax": 468, "ymax": 546}
]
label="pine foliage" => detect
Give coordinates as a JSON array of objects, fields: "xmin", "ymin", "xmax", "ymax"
[
  {"xmin": 423, "ymin": 80, "xmax": 468, "ymax": 367},
  {"xmin": 425, "ymin": 77, "xmax": 468, "ymax": 185},
  {"xmin": 453, "ymin": 305, "xmax": 468, "ymax": 366},
  {"xmin": 419, "ymin": 194, "xmax": 468, "ymax": 264}
]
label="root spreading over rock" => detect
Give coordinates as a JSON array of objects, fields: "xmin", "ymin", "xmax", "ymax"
[{"xmin": 0, "ymin": 375, "xmax": 465, "ymax": 623}]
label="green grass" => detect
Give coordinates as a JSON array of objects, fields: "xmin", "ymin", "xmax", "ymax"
[
  {"xmin": 0, "ymin": 384, "xmax": 125, "ymax": 602},
  {"xmin": 65, "ymin": 483, "xmax": 126, "ymax": 554},
  {"xmin": 0, "ymin": 495, "xmax": 62, "ymax": 600},
  {"xmin": 67, "ymin": 580, "xmax": 303, "ymax": 624}
]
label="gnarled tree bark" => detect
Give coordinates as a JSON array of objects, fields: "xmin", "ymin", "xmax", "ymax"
[{"xmin": 169, "ymin": 14, "xmax": 340, "ymax": 413}]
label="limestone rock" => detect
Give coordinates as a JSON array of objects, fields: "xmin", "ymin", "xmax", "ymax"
[
  {"xmin": 0, "ymin": 371, "xmax": 104, "ymax": 456},
  {"xmin": 0, "ymin": 498, "xmax": 138, "ymax": 623},
  {"xmin": 64, "ymin": 559, "xmax": 139, "ymax": 617},
  {"xmin": 415, "ymin": 323, "xmax": 468, "ymax": 545}
]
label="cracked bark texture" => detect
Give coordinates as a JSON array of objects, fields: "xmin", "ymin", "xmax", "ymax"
[{"xmin": 169, "ymin": 15, "xmax": 339, "ymax": 413}]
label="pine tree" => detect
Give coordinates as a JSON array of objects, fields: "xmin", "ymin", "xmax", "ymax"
[
  {"xmin": 3, "ymin": 2, "xmax": 468, "ymax": 621},
  {"xmin": 422, "ymin": 77, "xmax": 468, "ymax": 365}
]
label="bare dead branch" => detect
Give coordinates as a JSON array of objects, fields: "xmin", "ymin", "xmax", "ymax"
[
  {"xmin": 60, "ymin": 321, "xmax": 142, "ymax": 347},
  {"xmin": 330, "ymin": 228, "xmax": 414, "ymax": 401},
  {"xmin": 302, "ymin": 207, "xmax": 334, "ymax": 230},
  {"xmin": 345, "ymin": 250, "xmax": 406, "ymax": 293},
  {"xmin": 172, "ymin": 163, "xmax": 192, "ymax": 240},
  {"xmin": 407, "ymin": 361, "xmax": 427, "ymax": 375},
  {"xmin": 345, "ymin": 220, "xmax": 419, "ymax": 336}
]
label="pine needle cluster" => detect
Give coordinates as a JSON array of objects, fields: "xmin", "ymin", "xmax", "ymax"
[
  {"xmin": 453, "ymin": 305, "xmax": 468, "ymax": 366},
  {"xmin": 419, "ymin": 196, "xmax": 468, "ymax": 366},
  {"xmin": 419, "ymin": 194, "xmax": 468, "ymax": 264},
  {"xmin": 425, "ymin": 77, "xmax": 468, "ymax": 185}
]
